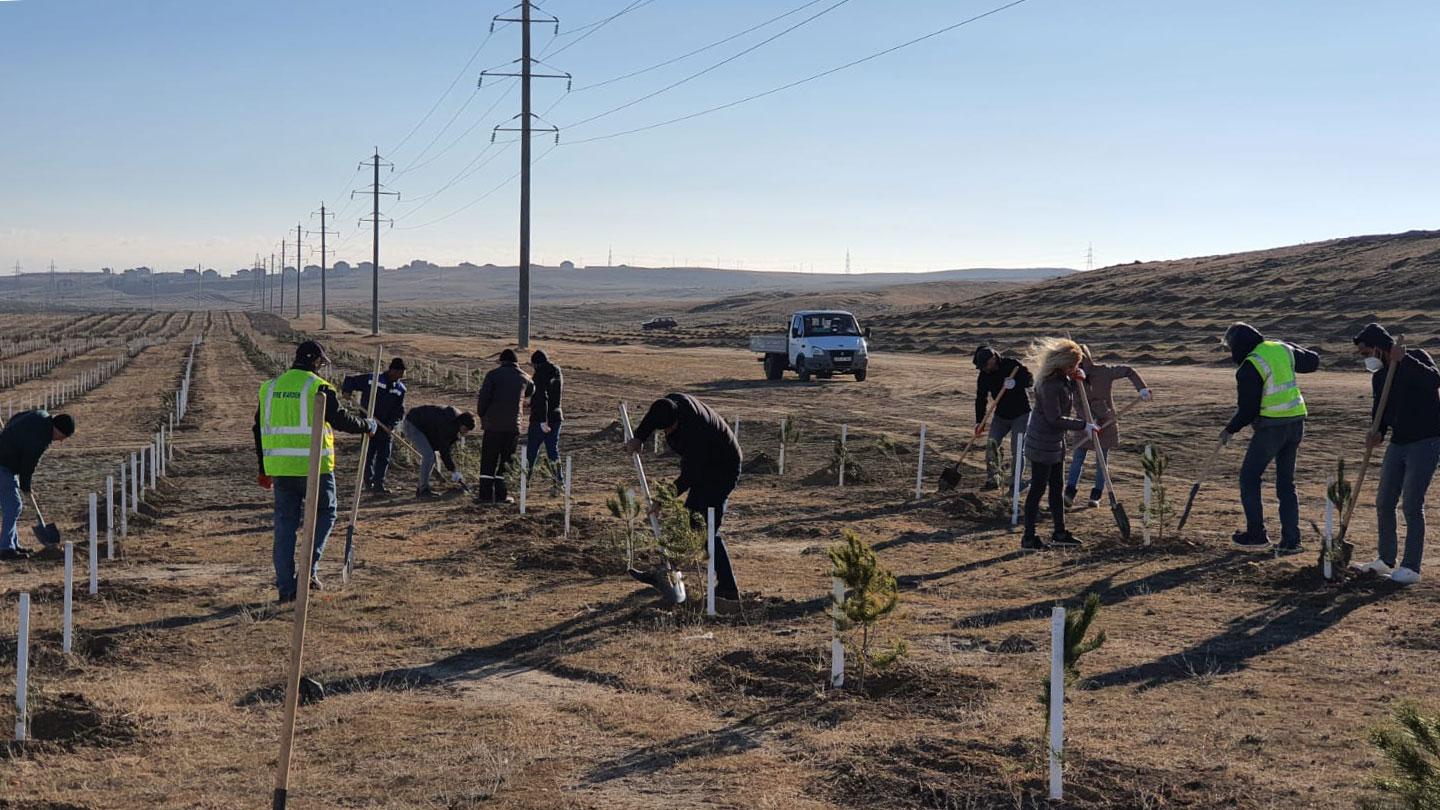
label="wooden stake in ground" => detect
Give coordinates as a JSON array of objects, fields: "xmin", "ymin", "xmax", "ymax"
[
  {"xmin": 1338, "ymin": 337, "xmax": 1404, "ymax": 544},
  {"xmin": 343, "ymin": 347, "xmax": 383, "ymax": 584},
  {"xmin": 272, "ymin": 390, "xmax": 329, "ymax": 810}
]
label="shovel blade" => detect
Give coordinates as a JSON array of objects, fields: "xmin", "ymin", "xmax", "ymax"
[
  {"xmin": 1112, "ymin": 502, "xmax": 1132, "ymax": 542},
  {"xmin": 32, "ymin": 521, "xmax": 60, "ymax": 547},
  {"xmin": 1176, "ymin": 483, "xmax": 1202, "ymax": 531}
]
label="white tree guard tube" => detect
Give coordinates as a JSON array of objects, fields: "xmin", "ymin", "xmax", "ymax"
[
  {"xmin": 106, "ymin": 475, "xmax": 115, "ymax": 560},
  {"xmin": 15, "ymin": 593, "xmax": 30, "ymax": 741},
  {"xmin": 1142, "ymin": 473, "xmax": 1153, "ymax": 547},
  {"xmin": 830, "ymin": 578, "xmax": 845, "ymax": 689},
  {"xmin": 519, "ymin": 446, "xmax": 528, "ymax": 516},
  {"xmin": 1012, "ymin": 433, "xmax": 1026, "ymax": 527},
  {"xmin": 63, "ymin": 543, "xmax": 74, "ymax": 654},
  {"xmin": 1323, "ymin": 472, "xmax": 1335, "ymax": 581},
  {"xmin": 88, "ymin": 493, "xmax": 98, "ymax": 595},
  {"xmin": 563, "ymin": 455, "xmax": 573, "ymax": 540},
  {"xmin": 706, "ymin": 507, "xmax": 717, "ymax": 617},
  {"xmin": 915, "ymin": 423, "xmax": 926, "ymax": 501},
  {"xmin": 1049, "ymin": 606, "xmax": 1066, "ymax": 801},
  {"xmin": 839, "ymin": 425, "xmax": 848, "ymax": 488}
]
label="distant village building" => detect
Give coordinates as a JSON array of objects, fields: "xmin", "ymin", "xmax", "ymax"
[
  {"xmin": 333, "ymin": 260, "xmax": 351, "ymax": 272},
  {"xmin": 559, "ymin": 260, "xmax": 575, "ymax": 270}
]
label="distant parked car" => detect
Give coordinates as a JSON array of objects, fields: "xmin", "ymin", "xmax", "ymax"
[{"xmin": 642, "ymin": 317, "xmax": 678, "ymax": 330}]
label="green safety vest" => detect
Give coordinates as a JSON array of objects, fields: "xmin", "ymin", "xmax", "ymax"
[
  {"xmin": 1246, "ymin": 340, "xmax": 1307, "ymax": 419},
  {"xmin": 258, "ymin": 369, "xmax": 336, "ymax": 476}
]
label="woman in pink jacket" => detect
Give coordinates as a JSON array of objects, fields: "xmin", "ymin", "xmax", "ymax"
[{"xmin": 1065, "ymin": 345, "xmax": 1151, "ymax": 508}]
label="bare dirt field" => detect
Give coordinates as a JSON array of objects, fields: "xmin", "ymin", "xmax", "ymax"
[{"xmin": 3, "ymin": 292, "xmax": 1435, "ymax": 808}]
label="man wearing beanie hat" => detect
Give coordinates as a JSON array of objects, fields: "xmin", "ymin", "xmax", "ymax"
[
  {"xmin": 973, "ymin": 345, "xmax": 1034, "ymax": 490},
  {"xmin": 1353, "ymin": 322, "xmax": 1440, "ymax": 585},
  {"xmin": 0, "ymin": 410, "xmax": 74, "ymax": 560},
  {"xmin": 475, "ymin": 348, "xmax": 534, "ymax": 504},
  {"xmin": 1220, "ymin": 322, "xmax": 1320, "ymax": 553},
  {"xmin": 253, "ymin": 339, "xmax": 378, "ymax": 601}
]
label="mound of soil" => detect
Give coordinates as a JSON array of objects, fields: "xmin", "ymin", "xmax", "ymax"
[
  {"xmin": 742, "ymin": 452, "xmax": 779, "ymax": 475},
  {"xmin": 801, "ymin": 462, "xmax": 873, "ymax": 486},
  {"xmin": 590, "ymin": 420, "xmax": 624, "ymax": 442},
  {"xmin": 694, "ymin": 647, "xmax": 823, "ymax": 703},
  {"xmin": 3, "ymin": 693, "xmax": 142, "ymax": 759}
]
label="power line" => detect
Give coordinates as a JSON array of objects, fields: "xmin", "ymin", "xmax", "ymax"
[
  {"xmin": 388, "ymin": 26, "xmax": 503, "ymax": 159},
  {"xmin": 540, "ymin": 0, "xmax": 657, "ymax": 61},
  {"xmin": 394, "ymin": 80, "xmax": 518, "ymax": 177},
  {"xmin": 564, "ymin": 0, "xmax": 1031, "ymax": 145},
  {"xmin": 395, "ymin": 142, "xmax": 560, "ymax": 232},
  {"xmin": 561, "ymin": 0, "xmax": 856, "ymax": 131}
]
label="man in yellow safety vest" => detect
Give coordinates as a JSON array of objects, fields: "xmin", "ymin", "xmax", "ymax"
[
  {"xmin": 1220, "ymin": 323, "xmax": 1320, "ymax": 552},
  {"xmin": 252, "ymin": 340, "xmax": 377, "ymax": 603}
]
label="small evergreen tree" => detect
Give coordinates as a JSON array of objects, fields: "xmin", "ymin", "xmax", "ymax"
[
  {"xmin": 1041, "ymin": 593, "xmax": 1107, "ymax": 725},
  {"xmin": 832, "ymin": 436, "xmax": 865, "ymax": 483},
  {"xmin": 652, "ymin": 483, "xmax": 706, "ymax": 569},
  {"xmin": 828, "ymin": 529, "xmax": 901, "ymax": 689},
  {"xmin": 1366, "ymin": 702, "xmax": 1440, "ymax": 810},
  {"xmin": 606, "ymin": 485, "xmax": 643, "ymax": 566},
  {"xmin": 1141, "ymin": 445, "xmax": 1174, "ymax": 543}
]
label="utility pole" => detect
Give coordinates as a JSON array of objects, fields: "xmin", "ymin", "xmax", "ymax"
[
  {"xmin": 845, "ymin": 249, "xmax": 851, "ymax": 275},
  {"xmin": 482, "ymin": 1, "xmax": 569, "ymax": 349},
  {"xmin": 607, "ymin": 246, "xmax": 612, "ymax": 267},
  {"xmin": 267, "ymin": 253, "xmax": 275, "ymax": 312},
  {"xmin": 294, "ymin": 223, "xmax": 305, "ymax": 319},
  {"xmin": 48, "ymin": 260, "xmax": 56, "ymax": 309},
  {"xmin": 309, "ymin": 204, "xmax": 338, "ymax": 330},
  {"xmin": 278, "ymin": 239, "xmax": 287, "ymax": 315},
  {"xmin": 354, "ymin": 150, "xmax": 397, "ymax": 336},
  {"xmin": 1085, "ymin": 242, "xmax": 1094, "ymax": 272}
]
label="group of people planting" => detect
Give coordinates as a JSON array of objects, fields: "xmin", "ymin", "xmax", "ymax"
[{"xmin": 972, "ymin": 322, "xmax": 1438, "ymax": 587}]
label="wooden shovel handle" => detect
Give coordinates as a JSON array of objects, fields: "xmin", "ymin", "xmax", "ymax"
[{"xmin": 1338, "ymin": 335, "xmax": 1405, "ymax": 541}]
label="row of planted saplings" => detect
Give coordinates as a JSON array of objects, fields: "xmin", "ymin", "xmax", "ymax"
[{"xmin": 10, "ymin": 335, "xmax": 201, "ymax": 743}]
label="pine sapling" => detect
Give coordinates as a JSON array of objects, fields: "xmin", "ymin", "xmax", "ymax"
[
  {"xmin": 832, "ymin": 436, "xmax": 865, "ymax": 483},
  {"xmin": 828, "ymin": 528, "xmax": 901, "ymax": 689},
  {"xmin": 1041, "ymin": 592, "xmax": 1107, "ymax": 725},
  {"xmin": 1366, "ymin": 702, "xmax": 1440, "ymax": 810},
  {"xmin": 606, "ymin": 485, "xmax": 643, "ymax": 564},
  {"xmin": 1141, "ymin": 445, "xmax": 1174, "ymax": 543},
  {"xmin": 652, "ymin": 483, "xmax": 706, "ymax": 570}
]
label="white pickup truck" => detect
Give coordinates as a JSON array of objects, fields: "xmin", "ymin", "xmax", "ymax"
[{"xmin": 749, "ymin": 310, "xmax": 871, "ymax": 382}]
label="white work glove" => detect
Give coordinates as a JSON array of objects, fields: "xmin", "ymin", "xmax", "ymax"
[
  {"xmin": 1139, "ymin": 388, "xmax": 1153, "ymax": 402},
  {"xmin": 450, "ymin": 470, "xmax": 465, "ymax": 483},
  {"xmin": 1003, "ymin": 378, "xmax": 1017, "ymax": 390},
  {"xmin": 364, "ymin": 418, "xmax": 379, "ymax": 435},
  {"xmin": 1086, "ymin": 423, "xmax": 1101, "ymax": 435}
]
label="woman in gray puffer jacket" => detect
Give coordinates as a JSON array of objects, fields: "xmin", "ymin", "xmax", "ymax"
[{"xmin": 1021, "ymin": 337, "xmax": 1095, "ymax": 550}]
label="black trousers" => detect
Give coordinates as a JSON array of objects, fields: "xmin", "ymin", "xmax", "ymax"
[
  {"xmin": 477, "ymin": 430, "xmax": 518, "ymax": 501},
  {"xmin": 1023, "ymin": 460, "xmax": 1066, "ymax": 536},
  {"xmin": 686, "ymin": 481, "xmax": 739, "ymax": 596},
  {"xmin": 364, "ymin": 431, "xmax": 393, "ymax": 488}
]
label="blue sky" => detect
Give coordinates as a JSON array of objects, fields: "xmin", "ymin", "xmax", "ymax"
[{"xmin": 2, "ymin": 0, "xmax": 1437, "ymax": 275}]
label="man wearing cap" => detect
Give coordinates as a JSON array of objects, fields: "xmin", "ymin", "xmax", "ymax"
[
  {"xmin": 253, "ymin": 340, "xmax": 377, "ymax": 602},
  {"xmin": 341, "ymin": 357, "xmax": 408, "ymax": 496},
  {"xmin": 1220, "ymin": 323, "xmax": 1320, "ymax": 552},
  {"xmin": 624, "ymin": 393, "xmax": 743, "ymax": 603},
  {"xmin": 973, "ymin": 346, "xmax": 1034, "ymax": 490},
  {"xmin": 1352, "ymin": 323, "xmax": 1440, "ymax": 585},
  {"xmin": 0, "ymin": 410, "xmax": 74, "ymax": 561},
  {"xmin": 475, "ymin": 349, "xmax": 533, "ymax": 504}
]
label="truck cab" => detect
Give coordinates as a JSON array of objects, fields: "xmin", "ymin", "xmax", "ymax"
[{"xmin": 750, "ymin": 310, "xmax": 871, "ymax": 382}]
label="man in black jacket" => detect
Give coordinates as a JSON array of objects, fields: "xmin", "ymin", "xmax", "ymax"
[
  {"xmin": 624, "ymin": 393, "xmax": 743, "ymax": 601},
  {"xmin": 973, "ymin": 346, "xmax": 1034, "ymax": 490},
  {"xmin": 526, "ymin": 350, "xmax": 564, "ymax": 489},
  {"xmin": 0, "ymin": 410, "xmax": 74, "ymax": 560},
  {"xmin": 401, "ymin": 405, "xmax": 476, "ymax": 499},
  {"xmin": 342, "ymin": 357, "xmax": 407, "ymax": 495},
  {"xmin": 1220, "ymin": 323, "xmax": 1320, "ymax": 552},
  {"xmin": 1353, "ymin": 323, "xmax": 1440, "ymax": 585},
  {"xmin": 476, "ymin": 349, "xmax": 533, "ymax": 503}
]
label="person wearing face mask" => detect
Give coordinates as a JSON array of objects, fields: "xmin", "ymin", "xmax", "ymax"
[
  {"xmin": 1352, "ymin": 323, "xmax": 1440, "ymax": 585},
  {"xmin": 1219, "ymin": 323, "xmax": 1320, "ymax": 553}
]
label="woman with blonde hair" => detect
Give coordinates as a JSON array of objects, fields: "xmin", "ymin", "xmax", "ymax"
[{"xmin": 1021, "ymin": 337, "xmax": 1098, "ymax": 550}]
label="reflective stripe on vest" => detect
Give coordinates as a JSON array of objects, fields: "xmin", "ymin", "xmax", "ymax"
[
  {"xmin": 258, "ymin": 369, "xmax": 336, "ymax": 476},
  {"xmin": 1246, "ymin": 341, "xmax": 1307, "ymax": 419}
]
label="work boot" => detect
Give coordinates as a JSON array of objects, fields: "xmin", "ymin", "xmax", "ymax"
[
  {"xmin": 1086, "ymin": 499, "xmax": 1101, "ymax": 509},
  {"xmin": 0, "ymin": 548, "xmax": 32, "ymax": 561},
  {"xmin": 981, "ymin": 479, "xmax": 1001, "ymax": 492},
  {"xmin": 1274, "ymin": 542, "xmax": 1303, "ymax": 557},
  {"xmin": 416, "ymin": 488, "xmax": 439, "ymax": 501},
  {"xmin": 372, "ymin": 485, "xmax": 392, "ymax": 497},
  {"xmin": 1231, "ymin": 531, "xmax": 1271, "ymax": 551},
  {"xmin": 1063, "ymin": 488, "xmax": 1077, "ymax": 508},
  {"xmin": 1354, "ymin": 559, "xmax": 1395, "ymax": 577},
  {"xmin": 1390, "ymin": 567, "xmax": 1421, "ymax": 585},
  {"xmin": 1049, "ymin": 529, "xmax": 1082, "ymax": 548}
]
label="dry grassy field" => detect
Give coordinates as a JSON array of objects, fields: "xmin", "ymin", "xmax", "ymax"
[{"xmin": 2, "ymin": 275, "xmax": 1437, "ymax": 809}]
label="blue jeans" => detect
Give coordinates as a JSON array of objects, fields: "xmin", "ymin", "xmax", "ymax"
[
  {"xmin": 273, "ymin": 473, "xmax": 337, "ymax": 599},
  {"xmin": 1239, "ymin": 420, "xmax": 1304, "ymax": 547},
  {"xmin": 403, "ymin": 420, "xmax": 438, "ymax": 492},
  {"xmin": 526, "ymin": 422, "xmax": 562, "ymax": 483},
  {"xmin": 1065, "ymin": 446, "xmax": 1108, "ymax": 500},
  {"xmin": 986, "ymin": 412, "xmax": 1029, "ymax": 484},
  {"xmin": 0, "ymin": 466, "xmax": 21, "ymax": 553},
  {"xmin": 365, "ymin": 430, "xmax": 394, "ymax": 489},
  {"xmin": 1375, "ymin": 437, "xmax": 1440, "ymax": 572}
]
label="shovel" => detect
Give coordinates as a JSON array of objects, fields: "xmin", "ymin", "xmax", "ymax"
[
  {"xmin": 1176, "ymin": 437, "xmax": 1226, "ymax": 533},
  {"xmin": 942, "ymin": 366, "xmax": 1020, "ymax": 490},
  {"xmin": 1072, "ymin": 394, "xmax": 1147, "ymax": 452},
  {"xmin": 1337, "ymin": 335, "xmax": 1405, "ymax": 545},
  {"xmin": 1074, "ymin": 378, "xmax": 1131, "ymax": 541},
  {"xmin": 620, "ymin": 402, "xmax": 686, "ymax": 605},
  {"xmin": 29, "ymin": 492, "xmax": 61, "ymax": 547}
]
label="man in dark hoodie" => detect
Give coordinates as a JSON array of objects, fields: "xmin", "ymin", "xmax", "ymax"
[
  {"xmin": 401, "ymin": 405, "xmax": 476, "ymax": 499},
  {"xmin": 1220, "ymin": 323, "xmax": 1320, "ymax": 552},
  {"xmin": 475, "ymin": 349, "xmax": 534, "ymax": 504},
  {"xmin": 341, "ymin": 357, "xmax": 407, "ymax": 495},
  {"xmin": 973, "ymin": 346, "xmax": 1035, "ymax": 490},
  {"xmin": 1352, "ymin": 323, "xmax": 1440, "ymax": 585},
  {"xmin": 0, "ymin": 410, "xmax": 75, "ymax": 560},
  {"xmin": 526, "ymin": 349, "xmax": 564, "ymax": 489},
  {"xmin": 624, "ymin": 393, "xmax": 743, "ymax": 601}
]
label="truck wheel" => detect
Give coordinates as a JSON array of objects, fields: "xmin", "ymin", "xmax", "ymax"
[
  {"xmin": 764, "ymin": 355, "xmax": 784, "ymax": 381},
  {"xmin": 819, "ymin": 371, "xmax": 834, "ymax": 380},
  {"xmin": 854, "ymin": 369, "xmax": 867, "ymax": 382},
  {"xmin": 796, "ymin": 357, "xmax": 812, "ymax": 383}
]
